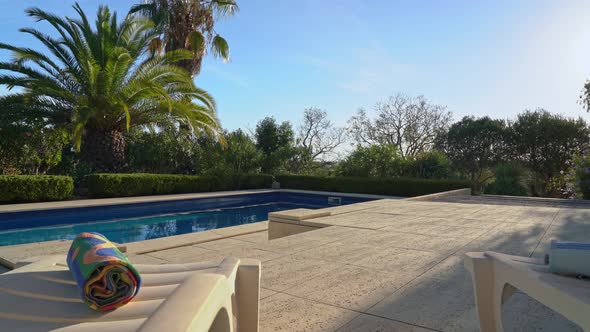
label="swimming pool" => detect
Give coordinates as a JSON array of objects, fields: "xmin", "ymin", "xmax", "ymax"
[{"xmin": 0, "ymin": 191, "xmax": 375, "ymax": 246}]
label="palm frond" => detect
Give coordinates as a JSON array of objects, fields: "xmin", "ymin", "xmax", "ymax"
[
  {"xmin": 211, "ymin": 35, "xmax": 230, "ymax": 62},
  {"xmin": 209, "ymin": 0, "xmax": 239, "ymax": 18},
  {"xmin": 186, "ymin": 30, "xmax": 205, "ymax": 54}
]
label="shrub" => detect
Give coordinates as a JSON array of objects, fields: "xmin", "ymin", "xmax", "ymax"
[
  {"xmin": 404, "ymin": 151, "xmax": 450, "ymax": 179},
  {"xmin": 484, "ymin": 163, "xmax": 528, "ymax": 196},
  {"xmin": 561, "ymin": 152, "xmax": 590, "ymax": 199},
  {"xmin": 508, "ymin": 109, "xmax": 589, "ymax": 196},
  {"xmin": 233, "ymin": 174, "xmax": 274, "ymax": 190},
  {"xmin": 86, "ymin": 173, "xmax": 273, "ymax": 198},
  {"xmin": 337, "ymin": 145, "xmax": 407, "ymax": 178},
  {"xmin": 0, "ymin": 175, "xmax": 73, "ymax": 203},
  {"xmin": 208, "ymin": 173, "xmax": 274, "ymax": 191},
  {"xmin": 276, "ymin": 175, "xmax": 470, "ymax": 197},
  {"xmin": 86, "ymin": 173, "xmax": 210, "ymax": 198}
]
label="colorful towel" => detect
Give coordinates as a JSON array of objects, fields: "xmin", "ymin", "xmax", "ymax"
[{"xmin": 67, "ymin": 232, "xmax": 141, "ymax": 311}]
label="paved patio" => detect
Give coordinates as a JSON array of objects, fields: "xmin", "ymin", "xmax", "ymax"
[
  {"xmin": 1, "ymin": 196, "xmax": 588, "ymax": 331},
  {"xmin": 129, "ymin": 198, "xmax": 586, "ymax": 331}
]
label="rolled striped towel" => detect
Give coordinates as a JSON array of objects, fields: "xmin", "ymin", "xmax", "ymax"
[
  {"xmin": 67, "ymin": 232, "xmax": 141, "ymax": 311},
  {"xmin": 549, "ymin": 240, "xmax": 590, "ymax": 277}
]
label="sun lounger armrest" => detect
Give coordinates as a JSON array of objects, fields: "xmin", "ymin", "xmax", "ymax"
[{"xmin": 139, "ymin": 273, "xmax": 235, "ymax": 332}]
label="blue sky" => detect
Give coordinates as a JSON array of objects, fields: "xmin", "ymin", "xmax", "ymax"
[{"xmin": 1, "ymin": 0, "xmax": 590, "ymax": 132}]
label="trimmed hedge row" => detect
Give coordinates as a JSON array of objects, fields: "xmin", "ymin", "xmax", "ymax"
[
  {"xmin": 86, "ymin": 173, "xmax": 273, "ymax": 198},
  {"xmin": 0, "ymin": 175, "xmax": 74, "ymax": 203},
  {"xmin": 276, "ymin": 175, "xmax": 470, "ymax": 197}
]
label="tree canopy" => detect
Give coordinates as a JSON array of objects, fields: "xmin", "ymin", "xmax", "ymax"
[
  {"xmin": 254, "ymin": 117, "xmax": 295, "ymax": 174},
  {"xmin": 508, "ymin": 109, "xmax": 590, "ymax": 195},
  {"xmin": 348, "ymin": 93, "xmax": 452, "ymax": 157},
  {"xmin": 130, "ymin": 0, "xmax": 237, "ymax": 76},
  {"xmin": 0, "ymin": 3, "xmax": 221, "ymax": 171},
  {"xmin": 437, "ymin": 116, "xmax": 507, "ymax": 193}
]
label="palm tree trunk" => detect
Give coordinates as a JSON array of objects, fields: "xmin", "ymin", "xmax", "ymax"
[{"xmin": 82, "ymin": 129, "xmax": 126, "ymax": 172}]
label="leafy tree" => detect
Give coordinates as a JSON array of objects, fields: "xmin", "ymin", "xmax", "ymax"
[
  {"xmin": 50, "ymin": 144, "xmax": 94, "ymax": 186},
  {"xmin": 127, "ymin": 128, "xmax": 199, "ymax": 174},
  {"xmin": 127, "ymin": 128, "xmax": 261, "ymax": 176},
  {"xmin": 484, "ymin": 163, "xmax": 528, "ymax": 196},
  {"xmin": 337, "ymin": 144, "xmax": 406, "ymax": 178},
  {"xmin": 508, "ymin": 109, "xmax": 590, "ymax": 196},
  {"xmin": 0, "ymin": 4, "xmax": 221, "ymax": 171},
  {"xmin": 348, "ymin": 93, "xmax": 452, "ymax": 157},
  {"xmin": 254, "ymin": 117, "xmax": 295, "ymax": 174},
  {"xmin": 561, "ymin": 152, "xmax": 590, "ymax": 199},
  {"xmin": 279, "ymin": 146, "xmax": 315, "ymax": 175},
  {"xmin": 404, "ymin": 151, "xmax": 450, "ymax": 179},
  {"xmin": 220, "ymin": 129, "xmax": 262, "ymax": 174},
  {"xmin": 0, "ymin": 122, "xmax": 69, "ymax": 175},
  {"xmin": 130, "ymin": 0, "xmax": 237, "ymax": 76},
  {"xmin": 192, "ymin": 134, "xmax": 226, "ymax": 176},
  {"xmin": 192, "ymin": 129, "xmax": 260, "ymax": 176},
  {"xmin": 437, "ymin": 116, "xmax": 507, "ymax": 193}
]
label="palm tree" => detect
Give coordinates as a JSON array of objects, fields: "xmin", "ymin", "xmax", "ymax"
[
  {"xmin": 130, "ymin": 0, "xmax": 238, "ymax": 77},
  {"xmin": 0, "ymin": 3, "xmax": 222, "ymax": 171}
]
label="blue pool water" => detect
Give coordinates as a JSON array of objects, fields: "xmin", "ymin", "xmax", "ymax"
[{"xmin": 0, "ymin": 192, "xmax": 374, "ymax": 246}]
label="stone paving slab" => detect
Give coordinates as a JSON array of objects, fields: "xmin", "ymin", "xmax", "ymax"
[
  {"xmin": 350, "ymin": 246, "xmax": 445, "ymax": 274},
  {"xmin": 320, "ymin": 204, "xmax": 377, "ymax": 216},
  {"xmin": 336, "ymin": 314, "xmax": 435, "ymax": 332},
  {"xmin": 454, "ymin": 224, "xmax": 546, "ymax": 258},
  {"xmin": 125, "ymin": 231, "xmax": 221, "ymax": 254},
  {"xmin": 146, "ymin": 245, "xmax": 224, "ymax": 264},
  {"xmin": 259, "ymin": 292, "xmax": 359, "ymax": 332},
  {"xmin": 296, "ymin": 240, "xmax": 380, "ymax": 264},
  {"xmin": 260, "ymin": 254, "xmax": 343, "ymax": 292},
  {"xmin": 230, "ymin": 231, "xmax": 269, "ymax": 243},
  {"xmin": 0, "ymin": 240, "xmax": 73, "ymax": 268},
  {"xmin": 268, "ymin": 208, "xmax": 331, "ymax": 221},
  {"xmin": 500, "ymin": 293, "xmax": 583, "ymax": 331},
  {"xmin": 309, "ymin": 211, "xmax": 419, "ymax": 230},
  {"xmin": 260, "ymin": 287, "xmax": 277, "ymax": 300},
  {"xmin": 368, "ymin": 273, "xmax": 480, "ymax": 331},
  {"xmin": 283, "ymin": 264, "xmax": 413, "ymax": 311},
  {"xmin": 347, "ymin": 231, "xmax": 470, "ymax": 253}
]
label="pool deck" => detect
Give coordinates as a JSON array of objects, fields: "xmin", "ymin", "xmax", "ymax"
[{"xmin": 1, "ymin": 192, "xmax": 589, "ymax": 331}]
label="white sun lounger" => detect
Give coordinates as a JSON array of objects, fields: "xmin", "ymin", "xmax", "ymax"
[
  {"xmin": 465, "ymin": 251, "xmax": 590, "ymax": 331},
  {"xmin": 0, "ymin": 255, "xmax": 261, "ymax": 332}
]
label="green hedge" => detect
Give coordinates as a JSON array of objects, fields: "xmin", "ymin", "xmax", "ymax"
[
  {"xmin": 276, "ymin": 175, "xmax": 470, "ymax": 197},
  {"xmin": 86, "ymin": 173, "xmax": 273, "ymax": 198},
  {"xmin": 0, "ymin": 175, "xmax": 74, "ymax": 203}
]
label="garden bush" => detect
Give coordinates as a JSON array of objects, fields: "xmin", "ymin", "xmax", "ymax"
[
  {"xmin": 0, "ymin": 175, "xmax": 73, "ymax": 203},
  {"xmin": 337, "ymin": 145, "xmax": 407, "ymax": 178},
  {"xmin": 233, "ymin": 174, "xmax": 274, "ymax": 190},
  {"xmin": 484, "ymin": 163, "xmax": 528, "ymax": 196},
  {"xmin": 86, "ymin": 173, "xmax": 273, "ymax": 198},
  {"xmin": 276, "ymin": 175, "xmax": 470, "ymax": 197},
  {"xmin": 404, "ymin": 151, "xmax": 451, "ymax": 179}
]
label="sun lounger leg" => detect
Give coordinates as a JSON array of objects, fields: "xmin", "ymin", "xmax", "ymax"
[
  {"xmin": 466, "ymin": 253, "xmax": 504, "ymax": 332},
  {"xmin": 236, "ymin": 259, "xmax": 261, "ymax": 332}
]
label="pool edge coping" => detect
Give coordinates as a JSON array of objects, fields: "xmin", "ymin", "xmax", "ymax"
[
  {"xmin": 0, "ymin": 221, "xmax": 270, "ymax": 269},
  {"xmin": 0, "ymin": 189, "xmax": 398, "ymax": 214}
]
